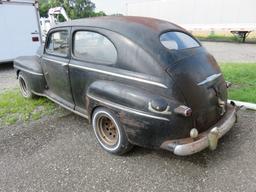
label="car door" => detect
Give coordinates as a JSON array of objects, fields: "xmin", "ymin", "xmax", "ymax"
[
  {"xmin": 69, "ymin": 28, "xmax": 118, "ymax": 115},
  {"xmin": 41, "ymin": 27, "xmax": 74, "ymax": 109}
]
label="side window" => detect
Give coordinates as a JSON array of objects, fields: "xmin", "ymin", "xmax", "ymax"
[
  {"xmin": 73, "ymin": 31, "xmax": 117, "ymax": 64},
  {"xmin": 46, "ymin": 30, "xmax": 69, "ymax": 56}
]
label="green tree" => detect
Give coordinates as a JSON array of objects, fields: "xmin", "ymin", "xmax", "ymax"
[
  {"xmin": 39, "ymin": 0, "xmax": 106, "ymax": 19},
  {"xmin": 39, "ymin": 0, "xmax": 50, "ymax": 17}
]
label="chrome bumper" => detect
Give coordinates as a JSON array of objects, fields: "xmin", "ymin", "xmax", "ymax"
[{"xmin": 160, "ymin": 104, "xmax": 237, "ymax": 156}]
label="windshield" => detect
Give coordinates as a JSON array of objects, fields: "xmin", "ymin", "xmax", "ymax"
[{"xmin": 160, "ymin": 32, "xmax": 200, "ymax": 50}]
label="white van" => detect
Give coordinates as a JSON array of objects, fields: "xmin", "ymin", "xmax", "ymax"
[{"xmin": 0, "ymin": 0, "xmax": 42, "ymax": 63}]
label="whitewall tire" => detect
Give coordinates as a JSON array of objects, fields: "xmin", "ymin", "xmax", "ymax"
[
  {"xmin": 92, "ymin": 107, "xmax": 133, "ymax": 155},
  {"xmin": 18, "ymin": 72, "xmax": 35, "ymax": 99}
]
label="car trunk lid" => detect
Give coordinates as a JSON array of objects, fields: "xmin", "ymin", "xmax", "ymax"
[{"xmin": 167, "ymin": 48, "xmax": 228, "ymax": 133}]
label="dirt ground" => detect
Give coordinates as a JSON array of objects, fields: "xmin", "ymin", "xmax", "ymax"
[
  {"xmin": 0, "ymin": 109, "xmax": 255, "ymax": 192},
  {"xmin": 0, "ymin": 62, "xmax": 18, "ymax": 93}
]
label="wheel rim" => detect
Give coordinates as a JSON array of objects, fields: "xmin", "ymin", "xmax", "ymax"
[
  {"xmin": 19, "ymin": 76, "xmax": 29, "ymax": 97},
  {"xmin": 96, "ymin": 115, "xmax": 119, "ymax": 146}
]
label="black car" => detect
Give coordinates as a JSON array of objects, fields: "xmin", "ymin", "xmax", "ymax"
[{"xmin": 14, "ymin": 16, "xmax": 237, "ymax": 156}]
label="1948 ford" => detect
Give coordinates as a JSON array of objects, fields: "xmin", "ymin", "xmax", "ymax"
[{"xmin": 14, "ymin": 16, "xmax": 237, "ymax": 156}]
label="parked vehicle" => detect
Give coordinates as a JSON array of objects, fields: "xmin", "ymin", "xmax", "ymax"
[
  {"xmin": 14, "ymin": 16, "xmax": 237, "ymax": 156},
  {"xmin": 0, "ymin": 0, "xmax": 41, "ymax": 63}
]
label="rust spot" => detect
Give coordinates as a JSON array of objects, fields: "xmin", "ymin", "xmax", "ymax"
[
  {"xmin": 118, "ymin": 16, "xmax": 161, "ymax": 31},
  {"xmin": 119, "ymin": 111, "xmax": 144, "ymax": 128},
  {"xmin": 160, "ymin": 131, "xmax": 208, "ymax": 151},
  {"xmin": 99, "ymin": 16, "xmax": 183, "ymax": 32}
]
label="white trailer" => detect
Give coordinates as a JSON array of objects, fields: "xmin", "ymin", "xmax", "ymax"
[
  {"xmin": 126, "ymin": 0, "xmax": 256, "ymax": 42},
  {"xmin": 0, "ymin": 0, "xmax": 42, "ymax": 63}
]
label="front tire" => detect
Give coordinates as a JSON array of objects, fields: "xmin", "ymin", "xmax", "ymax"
[
  {"xmin": 18, "ymin": 72, "xmax": 35, "ymax": 99},
  {"xmin": 92, "ymin": 107, "xmax": 133, "ymax": 155}
]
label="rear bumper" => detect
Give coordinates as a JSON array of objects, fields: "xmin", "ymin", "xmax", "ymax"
[{"xmin": 160, "ymin": 104, "xmax": 237, "ymax": 156}]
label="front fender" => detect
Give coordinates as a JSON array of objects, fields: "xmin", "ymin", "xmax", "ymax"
[
  {"xmin": 14, "ymin": 56, "xmax": 43, "ymax": 77},
  {"xmin": 14, "ymin": 56, "xmax": 46, "ymax": 94}
]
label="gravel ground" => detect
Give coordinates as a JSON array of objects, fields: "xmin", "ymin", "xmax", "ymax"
[
  {"xmin": 0, "ymin": 110, "xmax": 255, "ymax": 192},
  {"xmin": 0, "ymin": 63, "xmax": 18, "ymax": 93},
  {"xmin": 202, "ymin": 41, "xmax": 256, "ymax": 63}
]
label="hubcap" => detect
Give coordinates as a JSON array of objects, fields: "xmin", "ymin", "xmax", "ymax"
[{"xmin": 97, "ymin": 116, "xmax": 118, "ymax": 146}]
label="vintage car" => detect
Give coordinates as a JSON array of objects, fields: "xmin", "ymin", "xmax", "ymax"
[{"xmin": 14, "ymin": 16, "xmax": 237, "ymax": 156}]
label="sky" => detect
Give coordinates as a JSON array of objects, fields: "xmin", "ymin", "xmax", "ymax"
[{"xmin": 92, "ymin": 0, "xmax": 126, "ymax": 15}]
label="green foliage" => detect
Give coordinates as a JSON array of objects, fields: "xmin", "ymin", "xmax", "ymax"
[
  {"xmin": 39, "ymin": 0, "xmax": 50, "ymax": 17},
  {"xmin": 195, "ymin": 34, "xmax": 256, "ymax": 43},
  {"xmin": 220, "ymin": 63, "xmax": 256, "ymax": 103},
  {"xmin": 196, "ymin": 34, "xmax": 239, "ymax": 42},
  {"xmin": 93, "ymin": 11, "xmax": 107, "ymax": 17},
  {"xmin": 39, "ymin": 0, "xmax": 106, "ymax": 19}
]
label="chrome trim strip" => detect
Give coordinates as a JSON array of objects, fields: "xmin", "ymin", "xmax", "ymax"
[
  {"xmin": 148, "ymin": 102, "xmax": 172, "ymax": 115},
  {"xmin": 69, "ymin": 63, "xmax": 168, "ymax": 89},
  {"xmin": 197, "ymin": 73, "xmax": 222, "ymax": 86},
  {"xmin": 43, "ymin": 57, "xmax": 68, "ymax": 66},
  {"xmin": 15, "ymin": 66, "xmax": 43, "ymax": 76},
  {"xmin": 32, "ymin": 91, "xmax": 89, "ymax": 119},
  {"xmin": 87, "ymin": 94, "xmax": 169, "ymax": 121}
]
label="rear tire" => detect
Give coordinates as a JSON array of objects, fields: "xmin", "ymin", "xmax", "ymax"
[
  {"xmin": 18, "ymin": 72, "xmax": 35, "ymax": 99},
  {"xmin": 92, "ymin": 107, "xmax": 133, "ymax": 155}
]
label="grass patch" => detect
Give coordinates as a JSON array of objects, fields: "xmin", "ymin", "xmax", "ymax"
[
  {"xmin": 220, "ymin": 63, "xmax": 256, "ymax": 103},
  {"xmin": 196, "ymin": 34, "xmax": 238, "ymax": 42},
  {"xmin": 0, "ymin": 89, "xmax": 58, "ymax": 127},
  {"xmin": 195, "ymin": 34, "xmax": 256, "ymax": 43}
]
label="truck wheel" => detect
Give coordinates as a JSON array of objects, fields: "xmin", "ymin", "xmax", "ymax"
[
  {"xmin": 92, "ymin": 107, "xmax": 133, "ymax": 155},
  {"xmin": 18, "ymin": 72, "xmax": 35, "ymax": 99}
]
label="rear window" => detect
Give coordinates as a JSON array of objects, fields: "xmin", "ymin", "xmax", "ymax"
[{"xmin": 160, "ymin": 32, "xmax": 200, "ymax": 50}]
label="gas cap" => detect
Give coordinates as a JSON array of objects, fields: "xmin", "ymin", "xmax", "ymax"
[{"xmin": 151, "ymin": 98, "xmax": 168, "ymax": 112}]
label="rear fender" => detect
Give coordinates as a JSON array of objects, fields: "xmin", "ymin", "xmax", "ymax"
[
  {"xmin": 86, "ymin": 80, "xmax": 179, "ymax": 122},
  {"xmin": 86, "ymin": 80, "xmax": 194, "ymax": 148}
]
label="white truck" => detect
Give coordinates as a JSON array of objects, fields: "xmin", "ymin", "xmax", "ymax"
[
  {"xmin": 40, "ymin": 7, "xmax": 70, "ymax": 41},
  {"xmin": 126, "ymin": 0, "xmax": 256, "ymax": 42},
  {"xmin": 0, "ymin": 0, "xmax": 42, "ymax": 63}
]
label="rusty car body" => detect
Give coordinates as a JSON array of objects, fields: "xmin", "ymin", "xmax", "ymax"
[{"xmin": 14, "ymin": 16, "xmax": 237, "ymax": 156}]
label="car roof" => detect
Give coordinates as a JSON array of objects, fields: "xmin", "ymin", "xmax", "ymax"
[
  {"xmin": 55, "ymin": 16, "xmax": 192, "ymax": 66},
  {"xmin": 56, "ymin": 16, "xmax": 185, "ymax": 34}
]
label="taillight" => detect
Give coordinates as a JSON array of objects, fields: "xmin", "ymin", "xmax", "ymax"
[
  {"xmin": 32, "ymin": 37, "xmax": 39, "ymax": 42},
  {"xmin": 174, "ymin": 105, "xmax": 192, "ymax": 117}
]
